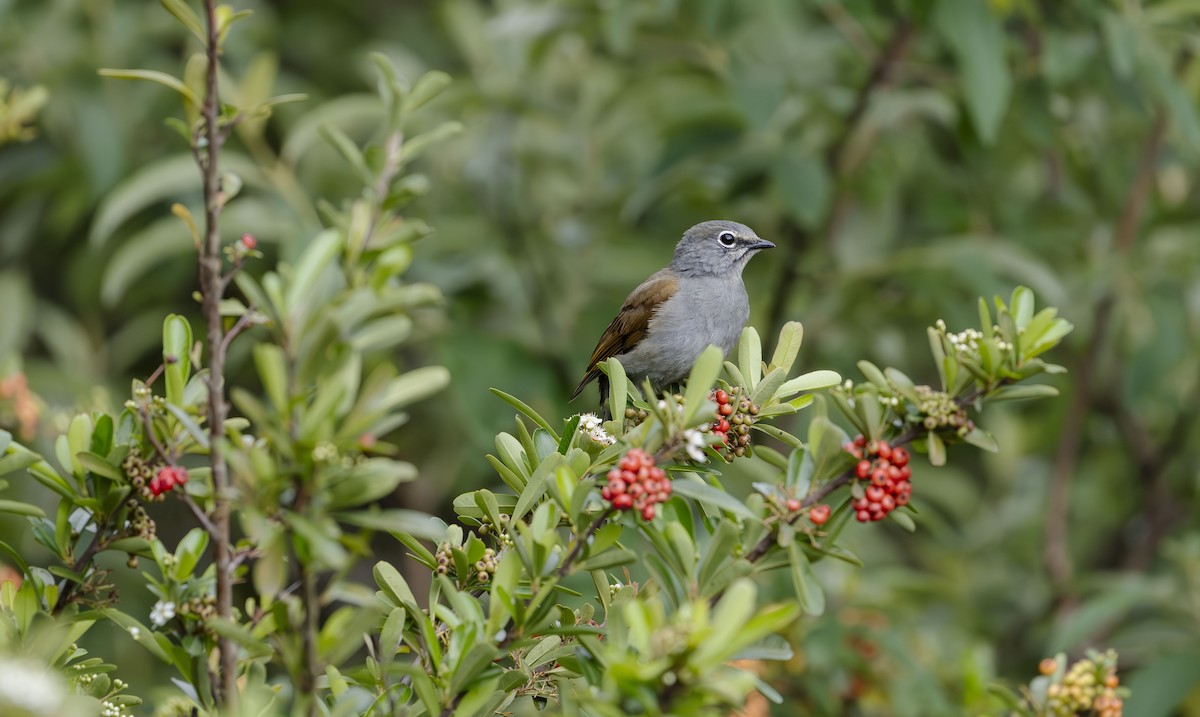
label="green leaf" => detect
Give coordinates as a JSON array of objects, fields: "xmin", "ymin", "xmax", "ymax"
[
  {"xmin": 337, "ymin": 509, "xmax": 445, "ymax": 540},
  {"xmin": 576, "ymin": 548, "xmax": 638, "ymax": 572},
  {"xmin": 934, "ymin": 0, "xmax": 1011, "ymax": 143},
  {"xmin": 928, "ymin": 432, "xmax": 946, "ymax": 467},
  {"xmin": 173, "ymin": 528, "xmax": 209, "ymax": 580},
  {"xmin": 606, "ymin": 357, "xmax": 628, "ymax": 423},
  {"xmin": 737, "ymin": 328, "xmax": 763, "ymax": 389},
  {"xmin": 253, "ymin": 344, "xmax": 289, "ymax": 415},
  {"xmin": 319, "ymin": 124, "xmax": 373, "ymax": 185},
  {"xmin": 1123, "ymin": 650, "xmax": 1200, "ymax": 717},
  {"xmin": 404, "ymin": 70, "xmax": 453, "ymax": 113},
  {"xmin": 374, "ymin": 561, "xmax": 418, "ymax": 608},
  {"xmin": 787, "ymin": 542, "xmax": 825, "ymax": 616},
  {"xmin": 777, "ymin": 370, "xmax": 841, "ymax": 400},
  {"xmin": 692, "ymin": 578, "xmax": 757, "ymax": 668},
  {"xmin": 988, "ymin": 384, "xmax": 1059, "ymax": 402},
  {"xmin": 285, "ymin": 230, "xmax": 342, "ymax": 316},
  {"xmin": 98, "ymin": 69, "xmax": 200, "ymax": 107},
  {"xmin": 670, "ymin": 478, "xmax": 756, "ymax": 521},
  {"xmin": 490, "ymin": 388, "xmax": 556, "ymax": 436},
  {"xmin": 682, "ymin": 345, "xmax": 723, "ymax": 424},
  {"xmin": 513, "ymin": 454, "xmax": 564, "ymax": 522},
  {"xmin": 856, "ymin": 360, "xmax": 888, "ymax": 389},
  {"xmin": 769, "ymin": 322, "xmax": 804, "ymax": 373},
  {"xmin": 0, "ymin": 500, "xmax": 44, "ymax": 518},
  {"xmin": 160, "ymin": 0, "xmax": 206, "ymax": 42},
  {"xmin": 162, "ymin": 315, "xmax": 193, "ymax": 407},
  {"xmin": 889, "ymin": 509, "xmax": 916, "ymax": 532}
]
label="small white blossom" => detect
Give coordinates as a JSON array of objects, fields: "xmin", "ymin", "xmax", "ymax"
[
  {"xmin": 129, "ymin": 626, "xmax": 140, "ymax": 639},
  {"xmin": 843, "ymin": 379, "xmax": 853, "ymax": 390},
  {"xmin": 149, "ymin": 600, "xmax": 176, "ymax": 628},
  {"xmin": 576, "ymin": 413, "xmax": 616, "ymax": 445},
  {"xmin": 935, "ymin": 319, "xmax": 946, "ymax": 331},
  {"xmin": 682, "ymin": 428, "xmax": 707, "ymax": 462},
  {"xmin": 577, "ymin": 413, "xmax": 604, "ymax": 431},
  {"xmin": 0, "ymin": 659, "xmax": 65, "ymax": 715}
]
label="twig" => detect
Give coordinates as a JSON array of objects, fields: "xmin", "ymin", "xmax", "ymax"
[
  {"xmin": 218, "ymin": 307, "xmax": 257, "ymax": 356},
  {"xmin": 197, "ymin": 0, "xmax": 238, "ymax": 706},
  {"xmin": 557, "ymin": 508, "xmax": 616, "ymax": 579},
  {"xmin": 766, "ymin": 17, "xmax": 915, "ymax": 335},
  {"xmin": 1043, "ymin": 107, "xmax": 1167, "ymax": 594},
  {"xmin": 744, "ymin": 382, "xmax": 994, "ymax": 565},
  {"xmin": 179, "ymin": 491, "xmax": 219, "ymax": 536}
]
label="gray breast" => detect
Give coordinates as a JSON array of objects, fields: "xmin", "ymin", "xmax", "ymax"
[{"xmin": 616, "ymin": 276, "xmax": 749, "ymax": 389}]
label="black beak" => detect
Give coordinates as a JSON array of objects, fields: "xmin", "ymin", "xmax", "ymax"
[{"xmin": 748, "ymin": 238, "xmax": 775, "ymax": 251}]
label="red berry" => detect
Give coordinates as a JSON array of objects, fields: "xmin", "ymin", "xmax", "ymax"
[
  {"xmin": 613, "ymin": 494, "xmax": 633, "ymax": 510},
  {"xmin": 892, "ymin": 447, "xmax": 909, "ymax": 467},
  {"xmin": 856, "ymin": 460, "xmax": 871, "ymax": 479},
  {"xmin": 871, "ymin": 470, "xmax": 889, "ymax": 487},
  {"xmin": 881, "ymin": 495, "xmax": 896, "ymax": 511},
  {"xmin": 608, "ymin": 478, "xmax": 626, "ymax": 495},
  {"xmin": 877, "ymin": 441, "xmax": 892, "ymax": 460},
  {"xmin": 866, "ymin": 486, "xmax": 884, "ymax": 502},
  {"xmin": 809, "ymin": 504, "xmax": 831, "ymax": 525},
  {"xmin": 717, "ymin": 419, "xmax": 730, "ymax": 433},
  {"xmin": 854, "ymin": 435, "xmax": 867, "ymax": 448},
  {"xmin": 240, "ymin": 233, "xmax": 257, "ymax": 250},
  {"xmin": 856, "ymin": 510, "xmax": 870, "ymax": 522},
  {"xmin": 601, "ymin": 486, "xmax": 612, "ymax": 500},
  {"xmin": 785, "ymin": 498, "xmax": 802, "ymax": 512},
  {"xmin": 641, "ymin": 505, "xmax": 656, "ymax": 521},
  {"xmin": 715, "ymin": 389, "xmax": 729, "ymax": 404},
  {"xmin": 899, "ymin": 466, "xmax": 911, "ymax": 481},
  {"xmin": 718, "ymin": 403, "xmax": 734, "ymax": 416}
]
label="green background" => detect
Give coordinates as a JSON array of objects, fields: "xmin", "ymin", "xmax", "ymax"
[{"xmin": 2, "ymin": 0, "xmax": 1199, "ymax": 714}]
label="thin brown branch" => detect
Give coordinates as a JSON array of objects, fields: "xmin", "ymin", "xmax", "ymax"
[
  {"xmin": 179, "ymin": 491, "xmax": 219, "ymax": 536},
  {"xmin": 766, "ymin": 17, "xmax": 915, "ymax": 335},
  {"xmin": 198, "ymin": 0, "xmax": 237, "ymax": 706},
  {"xmin": 218, "ymin": 307, "xmax": 257, "ymax": 356},
  {"xmin": 557, "ymin": 507, "xmax": 616, "ymax": 579},
  {"xmin": 743, "ymin": 381, "xmax": 995, "ymax": 566},
  {"xmin": 1043, "ymin": 107, "xmax": 1167, "ymax": 594}
]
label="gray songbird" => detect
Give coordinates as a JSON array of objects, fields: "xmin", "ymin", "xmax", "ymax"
[{"xmin": 571, "ymin": 220, "xmax": 775, "ymax": 405}]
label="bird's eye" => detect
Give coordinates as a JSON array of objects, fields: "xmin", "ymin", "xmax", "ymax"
[{"xmin": 717, "ymin": 231, "xmax": 737, "ymax": 248}]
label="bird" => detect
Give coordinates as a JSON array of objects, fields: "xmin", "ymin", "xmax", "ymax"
[{"xmin": 571, "ymin": 220, "xmax": 775, "ymax": 408}]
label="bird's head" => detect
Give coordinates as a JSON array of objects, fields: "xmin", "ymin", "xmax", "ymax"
[{"xmin": 670, "ymin": 220, "xmax": 775, "ymax": 276}]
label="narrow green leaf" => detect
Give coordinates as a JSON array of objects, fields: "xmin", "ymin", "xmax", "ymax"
[
  {"xmin": 670, "ymin": 478, "xmax": 756, "ymax": 521},
  {"xmin": 606, "ymin": 357, "xmax": 628, "ymax": 423},
  {"xmin": 682, "ymin": 345, "xmax": 723, "ymax": 424},
  {"xmin": 737, "ymin": 327, "xmax": 763, "ymax": 388},
  {"xmin": 928, "ymin": 432, "xmax": 946, "ymax": 466},
  {"xmin": 490, "ymin": 388, "xmax": 555, "ymax": 436},
  {"xmin": 769, "ymin": 321, "xmax": 804, "ymax": 373},
  {"xmin": 776, "ymin": 370, "xmax": 841, "ymax": 399},
  {"xmin": 98, "ymin": 69, "xmax": 200, "ymax": 106},
  {"xmin": 787, "ymin": 542, "xmax": 825, "ymax": 616}
]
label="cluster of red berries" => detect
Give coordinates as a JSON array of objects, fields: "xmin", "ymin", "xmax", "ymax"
[
  {"xmin": 844, "ymin": 435, "xmax": 911, "ymax": 523},
  {"xmin": 601, "ymin": 448, "xmax": 672, "ymax": 521},
  {"xmin": 150, "ymin": 466, "xmax": 189, "ymax": 497},
  {"xmin": 783, "ymin": 498, "xmax": 831, "ymax": 526},
  {"xmin": 709, "ymin": 388, "xmax": 758, "ymax": 459}
]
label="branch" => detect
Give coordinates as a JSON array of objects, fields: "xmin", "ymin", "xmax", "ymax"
[
  {"xmin": 557, "ymin": 507, "xmax": 616, "ymax": 579},
  {"xmin": 766, "ymin": 17, "xmax": 916, "ymax": 335},
  {"xmin": 1043, "ymin": 107, "xmax": 1167, "ymax": 594},
  {"xmin": 198, "ymin": 0, "xmax": 238, "ymax": 706},
  {"xmin": 743, "ymin": 381, "xmax": 995, "ymax": 566}
]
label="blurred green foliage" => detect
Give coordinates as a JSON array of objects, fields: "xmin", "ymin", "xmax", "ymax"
[{"xmin": 1, "ymin": 0, "xmax": 1199, "ymax": 714}]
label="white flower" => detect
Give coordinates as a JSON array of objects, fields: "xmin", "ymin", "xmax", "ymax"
[
  {"xmin": 682, "ymin": 429, "xmax": 707, "ymax": 462},
  {"xmin": 149, "ymin": 600, "xmax": 176, "ymax": 628},
  {"xmin": 576, "ymin": 413, "xmax": 616, "ymax": 445},
  {"xmin": 128, "ymin": 626, "xmax": 140, "ymax": 639},
  {"xmin": 577, "ymin": 413, "xmax": 603, "ymax": 431},
  {"xmin": 0, "ymin": 658, "xmax": 65, "ymax": 715},
  {"xmin": 588, "ymin": 428, "xmax": 616, "ymax": 446},
  {"xmin": 935, "ymin": 319, "xmax": 946, "ymax": 331}
]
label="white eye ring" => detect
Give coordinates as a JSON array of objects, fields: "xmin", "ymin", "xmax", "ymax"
[{"xmin": 717, "ymin": 231, "xmax": 737, "ymax": 248}]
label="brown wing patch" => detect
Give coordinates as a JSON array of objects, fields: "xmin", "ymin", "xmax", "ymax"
[{"xmin": 570, "ymin": 270, "xmax": 678, "ymax": 400}]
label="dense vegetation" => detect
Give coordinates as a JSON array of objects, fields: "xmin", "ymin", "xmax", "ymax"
[{"xmin": 1, "ymin": 1, "xmax": 1198, "ymax": 715}]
